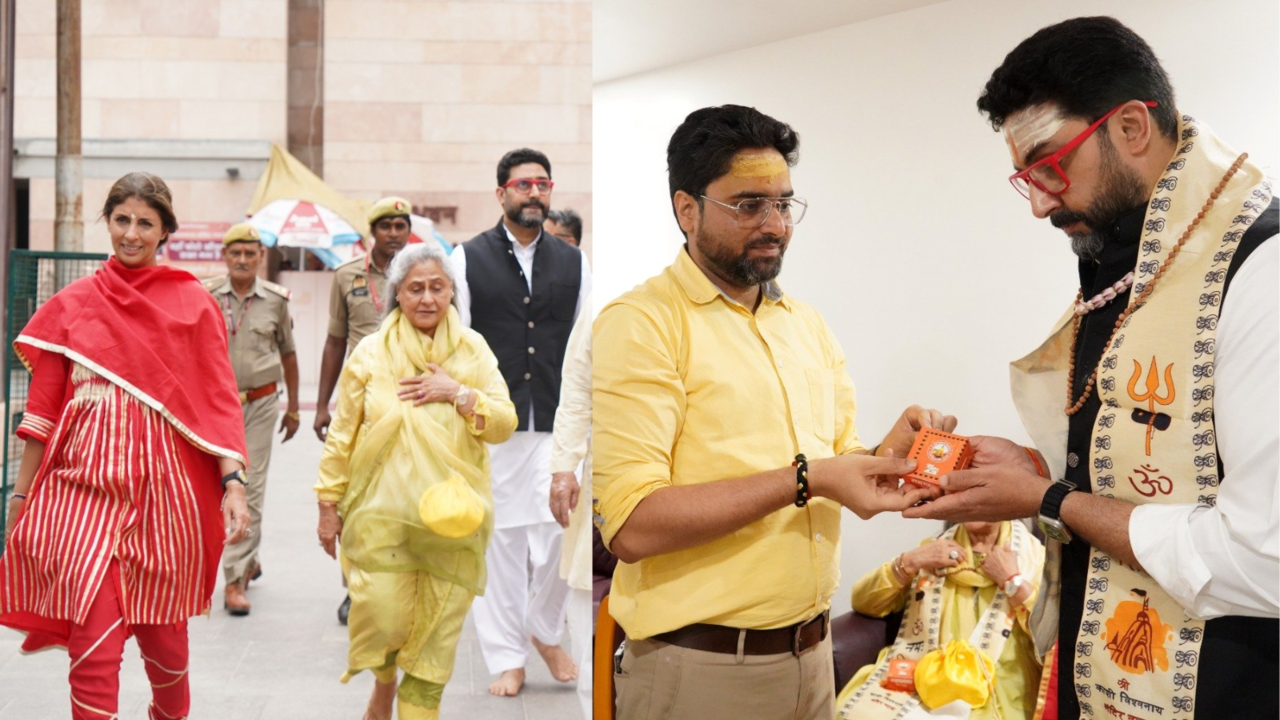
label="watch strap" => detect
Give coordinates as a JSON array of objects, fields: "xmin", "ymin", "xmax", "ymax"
[
  {"xmin": 221, "ymin": 469, "xmax": 247, "ymax": 489},
  {"xmin": 1003, "ymin": 574, "xmax": 1024, "ymax": 596},
  {"xmin": 1038, "ymin": 479, "xmax": 1076, "ymax": 522}
]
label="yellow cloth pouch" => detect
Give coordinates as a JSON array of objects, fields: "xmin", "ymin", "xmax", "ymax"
[
  {"xmin": 418, "ymin": 473, "xmax": 485, "ymax": 538},
  {"xmin": 914, "ymin": 639, "xmax": 994, "ymax": 710}
]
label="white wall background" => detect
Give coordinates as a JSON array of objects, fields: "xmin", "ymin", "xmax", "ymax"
[{"xmin": 592, "ymin": 0, "xmax": 1279, "ymax": 615}]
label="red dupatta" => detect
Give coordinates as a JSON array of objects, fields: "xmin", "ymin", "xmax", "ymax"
[{"xmin": 14, "ymin": 257, "xmax": 247, "ymax": 464}]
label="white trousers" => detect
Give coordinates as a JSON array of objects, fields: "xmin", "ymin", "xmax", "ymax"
[
  {"xmin": 472, "ymin": 521, "xmax": 571, "ymax": 674},
  {"xmin": 568, "ymin": 586, "xmax": 592, "ymax": 719}
]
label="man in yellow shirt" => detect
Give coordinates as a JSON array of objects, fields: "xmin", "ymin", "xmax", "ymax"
[{"xmin": 593, "ymin": 104, "xmax": 956, "ymax": 719}]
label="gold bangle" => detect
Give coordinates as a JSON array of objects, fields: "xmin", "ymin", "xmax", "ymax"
[
  {"xmin": 892, "ymin": 554, "xmax": 910, "ymax": 583},
  {"xmin": 286, "ymin": 410, "xmax": 301, "ymax": 421}
]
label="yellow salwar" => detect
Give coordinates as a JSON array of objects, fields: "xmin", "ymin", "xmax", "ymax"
[
  {"xmin": 835, "ymin": 524, "xmax": 1045, "ymax": 720},
  {"xmin": 316, "ymin": 305, "xmax": 517, "ymax": 713}
]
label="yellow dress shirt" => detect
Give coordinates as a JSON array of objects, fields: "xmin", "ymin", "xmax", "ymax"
[{"xmin": 593, "ymin": 249, "xmax": 866, "ymax": 640}]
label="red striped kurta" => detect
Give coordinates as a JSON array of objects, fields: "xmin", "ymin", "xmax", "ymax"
[{"xmin": 1, "ymin": 362, "xmax": 216, "ymax": 632}]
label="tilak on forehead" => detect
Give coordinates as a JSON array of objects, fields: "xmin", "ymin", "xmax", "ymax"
[
  {"xmin": 1004, "ymin": 103, "xmax": 1068, "ymax": 161},
  {"xmin": 729, "ymin": 151, "xmax": 788, "ymax": 182}
]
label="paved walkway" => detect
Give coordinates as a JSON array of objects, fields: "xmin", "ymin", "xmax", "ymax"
[{"xmin": 0, "ymin": 410, "xmax": 582, "ymax": 719}]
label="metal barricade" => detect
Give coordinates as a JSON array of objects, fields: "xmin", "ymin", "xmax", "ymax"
[{"xmin": 0, "ymin": 250, "xmax": 107, "ymax": 550}]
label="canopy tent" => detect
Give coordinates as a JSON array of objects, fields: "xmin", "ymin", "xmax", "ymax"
[{"xmin": 245, "ymin": 145, "xmax": 452, "ymax": 268}]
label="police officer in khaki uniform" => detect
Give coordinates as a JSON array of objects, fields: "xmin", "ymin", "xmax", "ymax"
[
  {"xmin": 204, "ymin": 222, "xmax": 301, "ymax": 616},
  {"xmin": 314, "ymin": 196, "xmax": 410, "ymax": 624}
]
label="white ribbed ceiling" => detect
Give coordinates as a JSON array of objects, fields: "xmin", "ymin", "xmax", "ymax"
[{"xmin": 593, "ymin": 0, "xmax": 952, "ymax": 84}]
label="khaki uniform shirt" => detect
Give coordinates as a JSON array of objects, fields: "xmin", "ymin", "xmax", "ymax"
[
  {"xmin": 204, "ymin": 276, "xmax": 296, "ymax": 391},
  {"xmin": 328, "ymin": 255, "xmax": 389, "ymax": 352}
]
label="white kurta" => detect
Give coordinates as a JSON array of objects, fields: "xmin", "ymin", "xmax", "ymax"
[
  {"xmin": 451, "ymin": 222, "xmax": 591, "ymax": 674},
  {"xmin": 1128, "ymin": 237, "xmax": 1279, "ymax": 619},
  {"xmin": 549, "ymin": 293, "xmax": 593, "ymax": 719}
]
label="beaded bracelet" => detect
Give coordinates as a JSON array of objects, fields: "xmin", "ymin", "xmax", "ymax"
[{"xmin": 792, "ymin": 454, "xmax": 811, "ymax": 508}]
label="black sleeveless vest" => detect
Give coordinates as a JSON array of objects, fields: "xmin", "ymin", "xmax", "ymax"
[
  {"xmin": 462, "ymin": 221, "xmax": 582, "ymax": 432},
  {"xmin": 1055, "ymin": 199, "xmax": 1278, "ymax": 719}
]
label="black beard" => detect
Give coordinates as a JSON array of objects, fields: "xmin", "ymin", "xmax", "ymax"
[
  {"xmin": 694, "ymin": 229, "xmax": 787, "ymax": 288},
  {"xmin": 1051, "ymin": 139, "xmax": 1148, "ymax": 262},
  {"xmin": 506, "ymin": 201, "xmax": 547, "ymax": 229}
]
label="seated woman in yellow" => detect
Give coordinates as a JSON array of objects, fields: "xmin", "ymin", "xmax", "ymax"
[
  {"xmin": 315, "ymin": 242, "xmax": 517, "ymax": 720},
  {"xmin": 836, "ymin": 521, "xmax": 1045, "ymax": 720}
]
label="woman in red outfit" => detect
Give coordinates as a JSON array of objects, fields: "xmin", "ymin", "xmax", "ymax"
[{"xmin": 0, "ymin": 172, "xmax": 250, "ymax": 720}]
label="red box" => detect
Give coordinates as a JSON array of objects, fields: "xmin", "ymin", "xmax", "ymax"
[{"xmin": 901, "ymin": 428, "xmax": 974, "ymax": 489}]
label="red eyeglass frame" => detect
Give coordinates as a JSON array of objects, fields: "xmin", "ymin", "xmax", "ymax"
[
  {"xmin": 1008, "ymin": 100, "xmax": 1158, "ymax": 199},
  {"xmin": 501, "ymin": 177, "xmax": 554, "ymax": 193}
]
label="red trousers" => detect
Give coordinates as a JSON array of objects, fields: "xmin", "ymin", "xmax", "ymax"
[{"xmin": 66, "ymin": 562, "xmax": 190, "ymax": 720}]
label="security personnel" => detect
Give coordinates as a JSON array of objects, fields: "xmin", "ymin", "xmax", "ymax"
[
  {"xmin": 204, "ymin": 222, "xmax": 300, "ymax": 616},
  {"xmin": 314, "ymin": 196, "xmax": 410, "ymax": 624}
]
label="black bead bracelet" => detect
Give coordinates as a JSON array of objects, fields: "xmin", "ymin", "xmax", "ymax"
[{"xmin": 792, "ymin": 453, "xmax": 811, "ymax": 508}]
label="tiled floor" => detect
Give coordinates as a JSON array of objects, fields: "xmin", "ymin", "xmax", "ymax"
[{"xmin": 0, "ymin": 410, "xmax": 582, "ymax": 719}]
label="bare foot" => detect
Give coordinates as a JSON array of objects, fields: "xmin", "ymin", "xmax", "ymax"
[
  {"xmin": 363, "ymin": 676, "xmax": 396, "ymax": 720},
  {"xmin": 531, "ymin": 635, "xmax": 579, "ymax": 682},
  {"xmin": 488, "ymin": 667, "xmax": 525, "ymax": 696}
]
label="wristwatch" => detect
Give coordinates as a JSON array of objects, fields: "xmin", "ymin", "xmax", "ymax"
[
  {"xmin": 1037, "ymin": 479, "xmax": 1078, "ymax": 543},
  {"xmin": 221, "ymin": 469, "xmax": 248, "ymax": 490},
  {"xmin": 454, "ymin": 385, "xmax": 471, "ymax": 409},
  {"xmin": 1003, "ymin": 574, "xmax": 1025, "ymax": 596}
]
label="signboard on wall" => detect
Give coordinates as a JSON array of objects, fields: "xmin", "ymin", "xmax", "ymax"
[
  {"xmin": 162, "ymin": 221, "xmax": 231, "ymax": 278},
  {"xmin": 165, "ymin": 222, "xmax": 230, "ymax": 261}
]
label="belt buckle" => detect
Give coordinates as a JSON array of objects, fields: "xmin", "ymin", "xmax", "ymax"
[
  {"xmin": 793, "ymin": 612, "xmax": 825, "ymax": 656},
  {"xmin": 238, "ymin": 390, "xmax": 249, "ymax": 405}
]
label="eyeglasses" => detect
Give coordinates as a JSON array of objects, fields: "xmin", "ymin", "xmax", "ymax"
[
  {"xmin": 1008, "ymin": 101, "xmax": 1158, "ymax": 199},
  {"xmin": 699, "ymin": 195, "xmax": 809, "ymax": 228},
  {"xmin": 502, "ymin": 178, "xmax": 554, "ymax": 194}
]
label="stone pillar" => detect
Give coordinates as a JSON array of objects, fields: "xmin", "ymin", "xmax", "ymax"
[{"xmin": 287, "ymin": 0, "xmax": 323, "ymax": 176}]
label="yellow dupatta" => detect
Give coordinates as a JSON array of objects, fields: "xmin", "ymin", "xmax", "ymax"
[{"xmin": 337, "ymin": 305, "xmax": 495, "ymax": 593}]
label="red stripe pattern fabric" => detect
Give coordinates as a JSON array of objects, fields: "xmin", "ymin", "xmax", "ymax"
[
  {"xmin": 16, "ymin": 412, "xmax": 56, "ymax": 443},
  {"xmin": 1, "ymin": 364, "xmax": 208, "ymax": 627}
]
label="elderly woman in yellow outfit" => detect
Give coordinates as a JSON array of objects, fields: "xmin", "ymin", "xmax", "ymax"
[
  {"xmin": 315, "ymin": 242, "xmax": 516, "ymax": 720},
  {"xmin": 835, "ymin": 520, "xmax": 1045, "ymax": 720}
]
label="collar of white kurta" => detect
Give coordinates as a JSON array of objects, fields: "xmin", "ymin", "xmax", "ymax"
[{"xmin": 502, "ymin": 222, "xmax": 542, "ymax": 251}]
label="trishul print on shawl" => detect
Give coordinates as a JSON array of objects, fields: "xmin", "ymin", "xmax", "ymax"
[
  {"xmin": 1126, "ymin": 358, "xmax": 1175, "ymax": 457},
  {"xmin": 1072, "ymin": 114, "xmax": 1273, "ymax": 720}
]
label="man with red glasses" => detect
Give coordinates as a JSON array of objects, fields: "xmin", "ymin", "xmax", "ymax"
[
  {"xmin": 451, "ymin": 148, "xmax": 592, "ymax": 697},
  {"xmin": 904, "ymin": 16, "xmax": 1278, "ymax": 720}
]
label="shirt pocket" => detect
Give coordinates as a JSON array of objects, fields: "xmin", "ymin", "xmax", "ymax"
[
  {"xmin": 806, "ymin": 367, "xmax": 836, "ymax": 444},
  {"xmin": 248, "ymin": 318, "xmax": 276, "ymax": 354},
  {"xmin": 550, "ymin": 281, "xmax": 577, "ymax": 321},
  {"xmin": 348, "ymin": 292, "xmax": 380, "ymax": 332}
]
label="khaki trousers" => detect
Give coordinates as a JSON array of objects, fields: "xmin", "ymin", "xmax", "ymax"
[
  {"xmin": 614, "ymin": 632, "xmax": 834, "ymax": 720},
  {"xmin": 223, "ymin": 394, "xmax": 277, "ymax": 584}
]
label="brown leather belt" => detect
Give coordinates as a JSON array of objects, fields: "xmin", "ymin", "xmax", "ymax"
[
  {"xmin": 239, "ymin": 382, "xmax": 277, "ymax": 405},
  {"xmin": 652, "ymin": 610, "xmax": 829, "ymax": 656}
]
